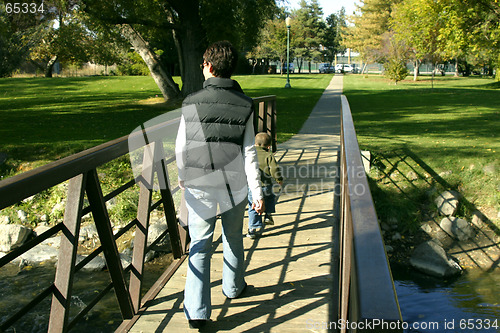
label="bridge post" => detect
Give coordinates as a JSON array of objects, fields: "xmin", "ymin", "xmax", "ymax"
[
  {"xmin": 129, "ymin": 142, "xmax": 156, "ymax": 313},
  {"xmin": 86, "ymin": 169, "xmax": 135, "ymax": 320},
  {"xmin": 154, "ymin": 142, "xmax": 183, "ymax": 259},
  {"xmin": 270, "ymin": 98, "xmax": 277, "ymax": 152},
  {"xmin": 48, "ymin": 174, "xmax": 86, "ymax": 332},
  {"xmin": 252, "ymin": 96, "xmax": 277, "ymax": 152}
]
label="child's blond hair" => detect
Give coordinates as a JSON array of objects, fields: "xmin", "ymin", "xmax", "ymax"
[{"xmin": 255, "ymin": 132, "xmax": 272, "ymax": 147}]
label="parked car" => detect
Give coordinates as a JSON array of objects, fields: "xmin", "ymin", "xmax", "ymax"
[
  {"xmin": 318, "ymin": 63, "xmax": 334, "ymax": 73},
  {"xmin": 343, "ymin": 64, "xmax": 357, "ymax": 73},
  {"xmin": 282, "ymin": 63, "xmax": 294, "ymax": 73},
  {"xmin": 335, "ymin": 64, "xmax": 358, "ymax": 74}
]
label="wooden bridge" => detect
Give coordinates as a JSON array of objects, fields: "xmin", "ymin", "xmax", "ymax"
[{"xmin": 0, "ymin": 76, "xmax": 402, "ymax": 332}]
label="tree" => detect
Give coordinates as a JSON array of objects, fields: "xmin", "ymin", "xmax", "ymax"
[
  {"xmin": 390, "ymin": 0, "xmax": 499, "ymax": 80},
  {"xmin": 81, "ymin": 0, "xmax": 277, "ymax": 100},
  {"xmin": 384, "ymin": 58, "xmax": 408, "ymax": 83},
  {"xmin": 322, "ymin": 9, "xmax": 347, "ymax": 64},
  {"xmin": 247, "ymin": 9, "xmax": 289, "ymax": 74},
  {"xmin": 443, "ymin": 0, "xmax": 500, "ymax": 79},
  {"xmin": 1, "ymin": 0, "xmax": 55, "ymax": 77},
  {"xmin": 390, "ymin": 0, "xmax": 443, "ymax": 81},
  {"xmin": 4, "ymin": 0, "xmax": 94, "ymax": 77},
  {"xmin": 292, "ymin": 0, "xmax": 325, "ymax": 73},
  {"xmin": 350, "ymin": 0, "xmax": 500, "ymax": 79},
  {"xmin": 88, "ymin": 26, "xmax": 128, "ymax": 75},
  {"xmin": 434, "ymin": 0, "xmax": 469, "ymax": 76},
  {"xmin": 2, "ymin": 1, "xmax": 128, "ymax": 77},
  {"xmin": 348, "ymin": 0, "xmax": 401, "ymax": 67},
  {"xmin": 382, "ymin": 32, "xmax": 409, "ymax": 83},
  {"xmin": 0, "ymin": 6, "xmax": 27, "ymax": 77},
  {"xmin": 37, "ymin": 13, "xmax": 93, "ymax": 76}
]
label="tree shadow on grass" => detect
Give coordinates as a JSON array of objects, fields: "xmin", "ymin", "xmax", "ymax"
[
  {"xmin": 0, "ymin": 100, "xmax": 176, "ymax": 164},
  {"xmin": 479, "ymin": 80, "xmax": 500, "ymax": 89}
]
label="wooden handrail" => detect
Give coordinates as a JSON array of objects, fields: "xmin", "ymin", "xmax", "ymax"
[{"xmin": 339, "ymin": 95, "xmax": 402, "ymax": 332}]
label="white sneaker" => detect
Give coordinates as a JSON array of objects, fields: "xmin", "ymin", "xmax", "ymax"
[
  {"xmin": 246, "ymin": 227, "xmax": 263, "ymax": 239},
  {"xmin": 246, "ymin": 232, "xmax": 256, "ymax": 239}
]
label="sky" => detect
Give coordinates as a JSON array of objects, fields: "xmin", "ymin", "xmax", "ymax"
[{"xmin": 288, "ymin": 0, "xmax": 359, "ymax": 18}]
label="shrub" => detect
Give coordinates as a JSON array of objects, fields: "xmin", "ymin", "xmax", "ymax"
[
  {"xmin": 384, "ymin": 58, "xmax": 408, "ymax": 84},
  {"xmin": 117, "ymin": 51, "xmax": 150, "ymax": 76}
]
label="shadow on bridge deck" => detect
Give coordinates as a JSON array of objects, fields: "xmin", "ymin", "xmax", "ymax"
[{"xmin": 127, "ymin": 76, "xmax": 343, "ymax": 332}]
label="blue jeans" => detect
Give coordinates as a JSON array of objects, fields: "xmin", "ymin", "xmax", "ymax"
[
  {"xmin": 248, "ymin": 185, "xmax": 276, "ymax": 231},
  {"xmin": 183, "ymin": 187, "xmax": 247, "ymax": 320}
]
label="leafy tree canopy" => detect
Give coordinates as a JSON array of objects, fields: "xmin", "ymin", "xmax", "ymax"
[{"xmin": 351, "ymin": 0, "xmax": 500, "ymax": 78}]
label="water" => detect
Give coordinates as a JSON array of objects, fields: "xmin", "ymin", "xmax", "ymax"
[
  {"xmin": 2, "ymin": 259, "xmax": 499, "ymax": 332},
  {"xmin": 393, "ymin": 266, "xmax": 500, "ymax": 332},
  {"xmin": 0, "ymin": 254, "xmax": 173, "ymax": 332}
]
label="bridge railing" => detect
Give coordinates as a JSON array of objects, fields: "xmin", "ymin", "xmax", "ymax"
[
  {"xmin": 0, "ymin": 96, "xmax": 276, "ymax": 332},
  {"xmin": 339, "ymin": 95, "xmax": 402, "ymax": 332},
  {"xmin": 252, "ymin": 95, "xmax": 277, "ymax": 152}
]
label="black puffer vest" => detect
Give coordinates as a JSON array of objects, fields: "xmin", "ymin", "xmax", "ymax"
[{"xmin": 182, "ymin": 77, "xmax": 254, "ymax": 189}]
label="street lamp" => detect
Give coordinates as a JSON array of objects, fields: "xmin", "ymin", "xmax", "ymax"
[{"xmin": 285, "ymin": 16, "xmax": 292, "ymax": 88}]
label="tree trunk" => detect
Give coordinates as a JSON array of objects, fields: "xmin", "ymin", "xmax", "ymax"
[
  {"xmin": 251, "ymin": 59, "xmax": 257, "ymax": 74},
  {"xmin": 361, "ymin": 63, "xmax": 367, "ymax": 74},
  {"xmin": 413, "ymin": 59, "xmax": 420, "ymax": 81},
  {"xmin": 174, "ymin": 5, "xmax": 205, "ymax": 97},
  {"xmin": 455, "ymin": 58, "xmax": 460, "ymax": 77},
  {"xmin": 431, "ymin": 62, "xmax": 435, "ymax": 90},
  {"xmin": 171, "ymin": 26, "xmax": 184, "ymax": 79},
  {"xmin": 45, "ymin": 55, "xmax": 58, "ymax": 78},
  {"xmin": 120, "ymin": 24, "xmax": 181, "ymax": 101},
  {"xmin": 177, "ymin": 30, "xmax": 204, "ymax": 96},
  {"xmin": 496, "ymin": 55, "xmax": 500, "ymax": 81}
]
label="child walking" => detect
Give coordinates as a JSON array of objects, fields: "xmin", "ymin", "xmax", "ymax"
[{"xmin": 247, "ymin": 132, "xmax": 284, "ymax": 239}]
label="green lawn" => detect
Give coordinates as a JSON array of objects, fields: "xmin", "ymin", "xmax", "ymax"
[
  {"xmin": 0, "ymin": 76, "xmax": 168, "ymax": 168},
  {"xmin": 344, "ymin": 75, "xmax": 499, "ymax": 225},
  {"xmin": 0, "ymin": 74, "xmax": 332, "ymax": 177}
]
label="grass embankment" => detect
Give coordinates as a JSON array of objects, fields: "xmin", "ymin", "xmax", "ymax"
[
  {"xmin": 344, "ymin": 75, "xmax": 499, "ymax": 230},
  {"xmin": 0, "ymin": 74, "xmax": 333, "ymax": 225}
]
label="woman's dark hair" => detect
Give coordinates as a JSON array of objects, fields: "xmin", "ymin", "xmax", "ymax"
[{"xmin": 203, "ymin": 41, "xmax": 238, "ymax": 78}]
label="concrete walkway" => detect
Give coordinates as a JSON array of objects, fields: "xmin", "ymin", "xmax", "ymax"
[
  {"xmin": 280, "ymin": 74, "xmax": 342, "ymax": 150},
  {"xmin": 128, "ymin": 75, "xmax": 343, "ymax": 332}
]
